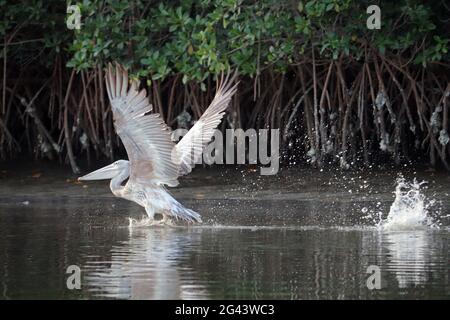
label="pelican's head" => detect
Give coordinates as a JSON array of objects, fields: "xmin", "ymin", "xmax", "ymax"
[{"xmin": 78, "ymin": 160, "xmax": 129, "ymax": 181}]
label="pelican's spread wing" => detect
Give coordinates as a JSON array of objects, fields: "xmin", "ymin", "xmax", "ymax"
[
  {"xmin": 174, "ymin": 72, "xmax": 238, "ymax": 176},
  {"xmin": 105, "ymin": 63, "xmax": 179, "ymax": 186}
]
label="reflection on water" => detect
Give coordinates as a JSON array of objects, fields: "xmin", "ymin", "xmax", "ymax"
[
  {"xmin": 0, "ymin": 202, "xmax": 448, "ymax": 299},
  {"xmin": 382, "ymin": 231, "xmax": 448, "ymax": 290},
  {"xmin": 0, "ymin": 167, "xmax": 449, "ymax": 299},
  {"xmin": 84, "ymin": 227, "xmax": 207, "ymax": 299}
]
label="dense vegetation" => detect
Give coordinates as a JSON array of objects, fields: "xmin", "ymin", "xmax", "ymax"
[{"xmin": 1, "ymin": 0, "xmax": 450, "ymax": 172}]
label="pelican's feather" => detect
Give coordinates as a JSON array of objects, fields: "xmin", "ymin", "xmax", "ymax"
[
  {"xmin": 105, "ymin": 63, "xmax": 238, "ymax": 187},
  {"xmin": 105, "ymin": 63, "xmax": 179, "ymax": 187},
  {"xmin": 174, "ymin": 71, "xmax": 238, "ymax": 176}
]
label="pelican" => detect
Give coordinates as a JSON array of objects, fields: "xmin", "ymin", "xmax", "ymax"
[{"xmin": 79, "ymin": 63, "xmax": 237, "ymax": 224}]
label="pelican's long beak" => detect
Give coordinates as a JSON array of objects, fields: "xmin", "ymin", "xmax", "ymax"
[{"xmin": 78, "ymin": 163, "xmax": 120, "ymax": 181}]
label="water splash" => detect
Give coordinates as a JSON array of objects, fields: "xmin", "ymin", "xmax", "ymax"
[
  {"xmin": 378, "ymin": 178, "xmax": 436, "ymax": 230},
  {"xmin": 128, "ymin": 216, "xmax": 175, "ymax": 228}
]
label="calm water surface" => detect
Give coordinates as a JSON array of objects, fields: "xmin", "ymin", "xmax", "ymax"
[{"xmin": 0, "ymin": 165, "xmax": 449, "ymax": 299}]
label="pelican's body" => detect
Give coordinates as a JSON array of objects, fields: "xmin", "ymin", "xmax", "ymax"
[
  {"xmin": 79, "ymin": 63, "xmax": 237, "ymax": 224},
  {"xmin": 108, "ymin": 160, "xmax": 199, "ymax": 222}
]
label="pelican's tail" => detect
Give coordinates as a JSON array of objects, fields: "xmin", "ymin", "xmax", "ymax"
[{"xmin": 167, "ymin": 198, "xmax": 202, "ymax": 223}]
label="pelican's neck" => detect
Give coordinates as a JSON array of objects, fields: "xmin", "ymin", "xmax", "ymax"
[{"xmin": 110, "ymin": 166, "xmax": 130, "ymax": 196}]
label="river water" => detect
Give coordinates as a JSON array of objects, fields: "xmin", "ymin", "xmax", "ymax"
[{"xmin": 0, "ymin": 164, "xmax": 449, "ymax": 299}]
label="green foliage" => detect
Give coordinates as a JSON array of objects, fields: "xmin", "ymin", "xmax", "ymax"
[
  {"xmin": 2, "ymin": 0, "xmax": 449, "ymax": 78},
  {"xmin": 1, "ymin": 1, "xmax": 70, "ymax": 65}
]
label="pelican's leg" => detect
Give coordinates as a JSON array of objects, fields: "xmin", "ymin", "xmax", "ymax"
[{"xmin": 145, "ymin": 206, "xmax": 155, "ymax": 220}]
